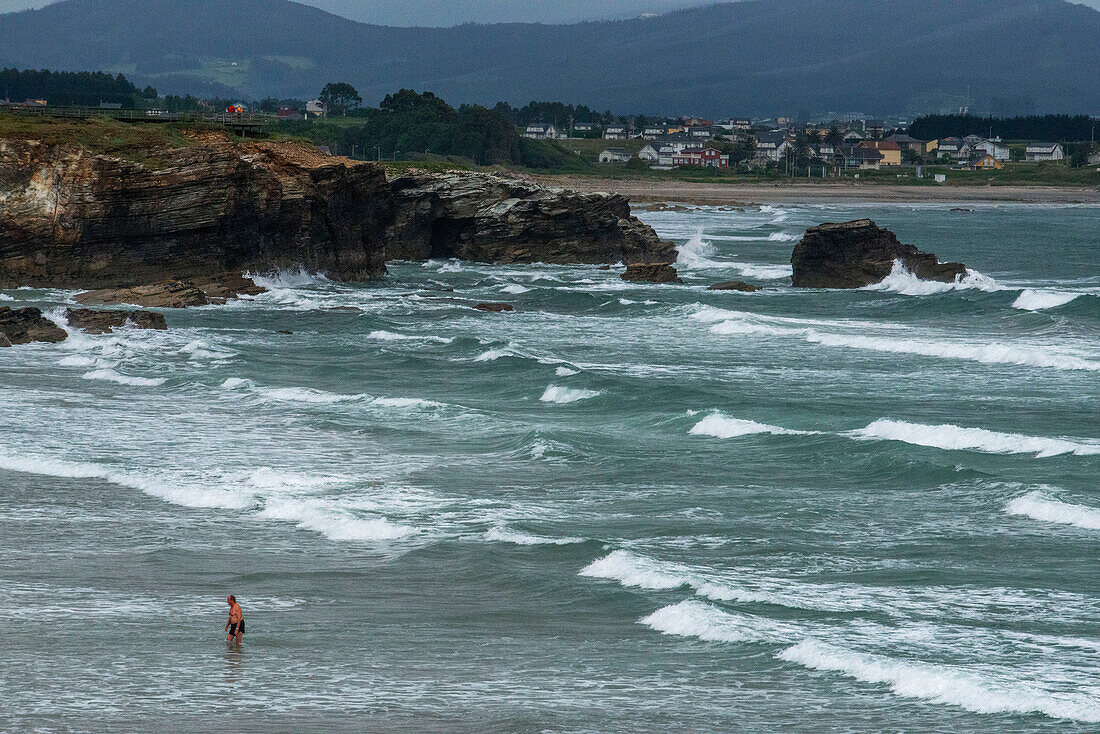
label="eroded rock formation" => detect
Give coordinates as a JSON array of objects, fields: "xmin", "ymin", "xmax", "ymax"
[
  {"xmin": 791, "ymin": 219, "xmax": 967, "ymax": 289},
  {"xmin": 0, "ymin": 306, "xmax": 67, "ymax": 345},
  {"xmin": 64, "ymin": 308, "xmax": 167, "ymax": 333},
  {"xmin": 708, "ymin": 280, "xmax": 760, "ymax": 292},
  {"xmin": 387, "ymin": 171, "xmax": 674, "ymax": 265},
  {"xmin": 621, "ymin": 263, "xmax": 683, "ymax": 284},
  {"xmin": 0, "ymin": 133, "xmax": 672, "ymax": 292}
]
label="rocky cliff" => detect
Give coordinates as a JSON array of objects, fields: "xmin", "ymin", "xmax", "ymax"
[
  {"xmin": 791, "ymin": 219, "xmax": 967, "ymax": 289},
  {"xmin": 0, "ymin": 136, "xmax": 393, "ymax": 289},
  {"xmin": 0, "ymin": 130, "xmax": 671, "ymax": 290}
]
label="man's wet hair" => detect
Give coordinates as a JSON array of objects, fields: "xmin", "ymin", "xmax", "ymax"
[{"xmin": 228, "ymin": 595, "xmax": 236, "ymax": 602}]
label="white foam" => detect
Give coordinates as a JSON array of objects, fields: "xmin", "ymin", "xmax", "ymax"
[
  {"xmin": 851, "ymin": 419, "xmax": 1100, "ymax": 458},
  {"xmin": 221, "ymin": 377, "xmax": 367, "ymax": 404},
  {"xmin": 1012, "ymin": 289, "xmax": 1081, "ymax": 311},
  {"xmin": 81, "ymin": 368, "xmax": 166, "ymax": 387},
  {"xmin": 0, "ymin": 294, "xmax": 13, "ymax": 301},
  {"xmin": 579, "ymin": 550, "xmax": 687, "ymax": 589},
  {"xmin": 474, "ymin": 348, "xmax": 512, "ymax": 362},
  {"xmin": 689, "ymin": 412, "xmax": 814, "ymax": 439},
  {"xmin": 729, "ymin": 262, "xmax": 794, "ymax": 280},
  {"xmin": 1005, "ymin": 491, "xmax": 1100, "ymax": 530},
  {"xmin": 0, "ymin": 452, "xmax": 250, "ymax": 509},
  {"xmin": 247, "ymin": 268, "xmax": 328, "ymax": 289},
  {"xmin": 500, "ymin": 284, "xmax": 531, "ymax": 294},
  {"xmin": 803, "ymin": 331, "xmax": 1100, "ymax": 372},
  {"xmin": 555, "ymin": 367, "xmax": 580, "ymax": 377},
  {"xmin": 676, "ymin": 229, "xmax": 721, "ymax": 269},
  {"xmin": 767, "ymin": 232, "xmax": 797, "ymax": 242},
  {"xmin": 865, "ymin": 261, "xmax": 1000, "ymax": 296},
  {"xmin": 58, "ymin": 355, "xmax": 96, "ymax": 367},
  {"xmin": 259, "ymin": 497, "xmax": 414, "ymax": 542},
  {"xmin": 779, "ymin": 639, "xmax": 1100, "ymax": 723},
  {"xmin": 484, "ymin": 525, "xmax": 585, "ymax": 545},
  {"xmin": 641, "ymin": 600, "xmax": 776, "ymax": 643},
  {"xmin": 370, "ymin": 397, "xmax": 445, "ymax": 410},
  {"xmin": 539, "ymin": 385, "xmax": 602, "ymax": 404},
  {"xmin": 367, "ymin": 330, "xmax": 453, "ymax": 344}
]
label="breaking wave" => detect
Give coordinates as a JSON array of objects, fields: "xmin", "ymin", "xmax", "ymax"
[
  {"xmin": 779, "ymin": 639, "xmax": 1100, "ymax": 723},
  {"xmin": 247, "ymin": 268, "xmax": 329, "ymax": 289},
  {"xmin": 689, "ymin": 412, "xmax": 815, "ymax": 439},
  {"xmin": 1011, "ymin": 289, "xmax": 1081, "ymax": 311},
  {"xmin": 484, "ymin": 525, "xmax": 586, "ymax": 545},
  {"xmin": 259, "ymin": 497, "xmax": 414, "ymax": 542},
  {"xmin": 864, "ymin": 261, "xmax": 1000, "ymax": 296},
  {"xmin": 367, "ymin": 330, "xmax": 454, "ymax": 344},
  {"xmin": 81, "ymin": 369, "xmax": 166, "ymax": 387},
  {"xmin": 539, "ymin": 385, "xmax": 603, "ymax": 404},
  {"xmin": 221, "ymin": 378, "xmax": 445, "ymax": 410},
  {"xmin": 1005, "ymin": 491, "xmax": 1100, "ymax": 530},
  {"xmin": 675, "ymin": 229, "xmax": 722, "ymax": 269},
  {"xmin": 500, "ymin": 284, "xmax": 531, "ymax": 295},
  {"xmin": 850, "ymin": 419, "xmax": 1100, "ymax": 458}
]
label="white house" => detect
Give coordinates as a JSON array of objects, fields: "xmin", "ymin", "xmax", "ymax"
[
  {"xmin": 637, "ymin": 144, "xmax": 662, "ymax": 162},
  {"xmin": 974, "ymin": 138, "xmax": 1010, "ymax": 161},
  {"xmin": 1025, "ymin": 142, "xmax": 1064, "ymax": 161},
  {"xmin": 598, "ymin": 147, "xmax": 632, "ymax": 163},
  {"xmin": 935, "ymin": 137, "xmax": 970, "ymax": 160},
  {"xmin": 641, "ymin": 126, "xmax": 666, "ymax": 139},
  {"xmin": 523, "ymin": 122, "xmax": 559, "ymax": 140},
  {"xmin": 306, "ymin": 99, "xmax": 326, "ymax": 117},
  {"xmin": 603, "ymin": 125, "xmax": 628, "ymax": 140},
  {"xmin": 754, "ymin": 130, "xmax": 790, "ymax": 162}
]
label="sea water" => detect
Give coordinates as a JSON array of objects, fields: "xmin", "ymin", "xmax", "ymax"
[{"xmin": 1, "ymin": 202, "xmax": 1097, "ymax": 732}]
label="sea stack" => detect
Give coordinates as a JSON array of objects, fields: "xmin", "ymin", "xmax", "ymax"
[{"xmin": 790, "ymin": 219, "xmax": 967, "ymax": 289}]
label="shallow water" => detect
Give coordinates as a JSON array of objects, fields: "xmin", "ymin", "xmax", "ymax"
[{"xmin": 2, "ymin": 202, "xmax": 1098, "ymax": 732}]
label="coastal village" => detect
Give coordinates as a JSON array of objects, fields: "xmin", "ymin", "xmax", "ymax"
[{"xmin": 523, "ymin": 117, "xmax": 1097, "ymax": 172}]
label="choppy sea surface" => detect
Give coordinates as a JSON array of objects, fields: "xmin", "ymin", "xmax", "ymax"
[{"xmin": 1, "ymin": 202, "xmax": 1098, "ymax": 732}]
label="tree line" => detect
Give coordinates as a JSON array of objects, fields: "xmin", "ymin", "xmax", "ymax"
[
  {"xmin": 0, "ymin": 68, "xmax": 156, "ymax": 106},
  {"xmin": 909, "ymin": 114, "xmax": 1098, "ymax": 143}
]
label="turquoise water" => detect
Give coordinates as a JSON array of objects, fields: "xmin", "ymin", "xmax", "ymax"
[{"xmin": 1, "ymin": 202, "xmax": 1098, "ymax": 732}]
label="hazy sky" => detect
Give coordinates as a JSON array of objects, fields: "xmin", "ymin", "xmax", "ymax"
[{"xmin": 2, "ymin": 0, "xmax": 1099, "ymax": 24}]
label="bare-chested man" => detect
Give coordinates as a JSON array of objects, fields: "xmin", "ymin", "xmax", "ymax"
[{"xmin": 225, "ymin": 595, "xmax": 244, "ymax": 644}]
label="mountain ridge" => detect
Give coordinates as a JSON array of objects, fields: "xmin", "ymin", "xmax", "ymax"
[{"xmin": 1, "ymin": 0, "xmax": 1098, "ymax": 115}]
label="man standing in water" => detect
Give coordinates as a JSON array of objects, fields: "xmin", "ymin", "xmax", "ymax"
[{"xmin": 225, "ymin": 595, "xmax": 244, "ymax": 644}]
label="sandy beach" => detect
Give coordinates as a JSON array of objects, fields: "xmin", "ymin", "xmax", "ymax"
[{"xmin": 528, "ymin": 175, "xmax": 1100, "ymax": 206}]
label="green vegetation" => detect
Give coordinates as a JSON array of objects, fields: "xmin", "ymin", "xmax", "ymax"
[
  {"xmin": 910, "ymin": 114, "xmax": 1098, "ymax": 144},
  {"xmin": 0, "ymin": 113, "xmax": 210, "ymax": 168},
  {"xmin": 318, "ymin": 82, "xmax": 361, "ymax": 117},
  {"xmin": 1, "ymin": 68, "xmax": 155, "ymax": 107}
]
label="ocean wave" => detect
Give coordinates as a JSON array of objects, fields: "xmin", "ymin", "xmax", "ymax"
[
  {"xmin": 555, "ymin": 366, "xmax": 580, "ymax": 377},
  {"xmin": 0, "ymin": 452, "xmax": 251, "ymax": 509},
  {"xmin": 1005, "ymin": 491, "xmax": 1100, "ymax": 530},
  {"xmin": 81, "ymin": 368, "xmax": 166, "ymax": 387},
  {"xmin": 676, "ymin": 229, "xmax": 722, "ymax": 269},
  {"xmin": 58, "ymin": 355, "xmax": 96, "ymax": 367},
  {"xmin": 802, "ymin": 331, "xmax": 1100, "ymax": 371},
  {"xmin": 779, "ymin": 639, "xmax": 1100, "ymax": 723},
  {"xmin": 579, "ymin": 550, "xmax": 687, "ymax": 589},
  {"xmin": 247, "ymin": 268, "xmax": 329, "ymax": 289},
  {"xmin": 259, "ymin": 497, "xmax": 414, "ymax": 542},
  {"xmin": 367, "ymin": 330, "xmax": 454, "ymax": 344},
  {"xmin": 767, "ymin": 231, "xmax": 798, "ymax": 242},
  {"xmin": 484, "ymin": 525, "xmax": 586, "ymax": 545},
  {"xmin": 0, "ymin": 293, "xmax": 13, "ymax": 301},
  {"xmin": 221, "ymin": 377, "xmax": 444, "ymax": 410},
  {"xmin": 474, "ymin": 347, "xmax": 514, "ymax": 362},
  {"xmin": 539, "ymin": 385, "xmax": 602, "ymax": 404},
  {"xmin": 850, "ymin": 419, "xmax": 1100, "ymax": 457},
  {"xmin": 729, "ymin": 262, "xmax": 793, "ymax": 280},
  {"xmin": 864, "ymin": 261, "xmax": 1000, "ymax": 296},
  {"xmin": 500, "ymin": 284, "xmax": 531, "ymax": 294},
  {"xmin": 1011, "ymin": 289, "xmax": 1081, "ymax": 311},
  {"xmin": 689, "ymin": 412, "xmax": 815, "ymax": 439},
  {"xmin": 178, "ymin": 339, "xmax": 235, "ymax": 361},
  {"xmin": 640, "ymin": 600, "xmax": 790, "ymax": 644}
]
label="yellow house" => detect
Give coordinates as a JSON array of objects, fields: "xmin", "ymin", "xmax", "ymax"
[
  {"xmin": 861, "ymin": 140, "xmax": 903, "ymax": 166},
  {"xmin": 973, "ymin": 154, "xmax": 1003, "ymax": 170},
  {"xmin": 925, "ymin": 139, "xmax": 939, "ymax": 155}
]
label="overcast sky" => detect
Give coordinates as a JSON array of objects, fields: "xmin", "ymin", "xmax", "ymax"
[{"xmin": 2, "ymin": 0, "xmax": 1099, "ymax": 24}]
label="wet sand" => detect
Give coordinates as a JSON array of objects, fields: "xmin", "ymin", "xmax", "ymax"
[{"xmin": 527, "ymin": 175, "xmax": 1100, "ymax": 206}]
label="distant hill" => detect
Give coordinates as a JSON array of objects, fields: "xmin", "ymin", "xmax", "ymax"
[{"xmin": 2, "ymin": 0, "xmax": 1099, "ymax": 116}]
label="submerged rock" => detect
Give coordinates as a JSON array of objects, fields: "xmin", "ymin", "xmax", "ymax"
[
  {"xmin": 474, "ymin": 302, "xmax": 515, "ymax": 312},
  {"xmin": 708, "ymin": 280, "xmax": 760, "ymax": 292},
  {"xmin": 76, "ymin": 281, "xmax": 209, "ymax": 308},
  {"xmin": 0, "ymin": 306, "xmax": 67, "ymax": 344},
  {"xmin": 790, "ymin": 219, "xmax": 967, "ymax": 289},
  {"xmin": 621, "ymin": 263, "xmax": 683, "ymax": 284},
  {"xmin": 64, "ymin": 308, "xmax": 167, "ymax": 334}
]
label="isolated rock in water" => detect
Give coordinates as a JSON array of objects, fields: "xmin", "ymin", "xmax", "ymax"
[
  {"xmin": 0, "ymin": 306, "xmax": 67, "ymax": 344},
  {"xmin": 474, "ymin": 302, "xmax": 515, "ymax": 312},
  {"xmin": 0, "ymin": 332, "xmax": 9, "ymax": 347},
  {"xmin": 387, "ymin": 171, "xmax": 675, "ymax": 265},
  {"xmin": 64, "ymin": 308, "xmax": 167, "ymax": 334},
  {"xmin": 76, "ymin": 281, "xmax": 209, "ymax": 308},
  {"xmin": 708, "ymin": 280, "xmax": 760, "ymax": 292},
  {"xmin": 790, "ymin": 219, "xmax": 967, "ymax": 288},
  {"xmin": 621, "ymin": 263, "xmax": 683, "ymax": 284}
]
